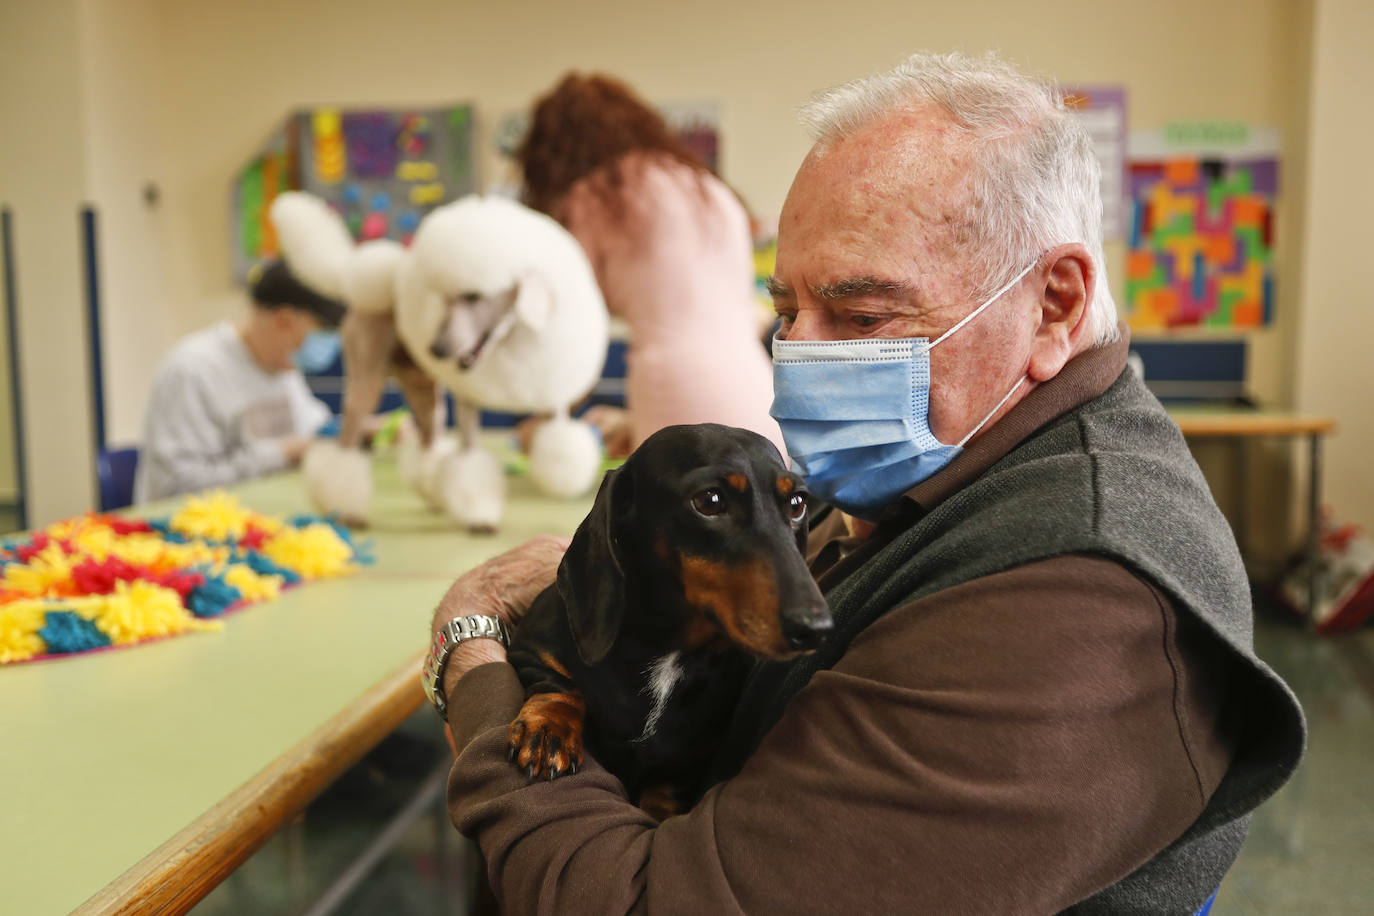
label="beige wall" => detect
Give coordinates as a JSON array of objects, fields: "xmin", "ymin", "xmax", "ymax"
[
  {"xmin": 0, "ymin": 0, "xmax": 97, "ymax": 524},
  {"xmin": 3, "ymin": 0, "xmax": 1369, "ymax": 539},
  {"xmin": 1294, "ymin": 0, "xmax": 1374, "ymax": 531}
]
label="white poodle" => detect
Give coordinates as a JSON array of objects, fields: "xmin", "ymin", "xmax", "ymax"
[{"xmin": 270, "ymin": 191, "xmax": 609, "ymax": 530}]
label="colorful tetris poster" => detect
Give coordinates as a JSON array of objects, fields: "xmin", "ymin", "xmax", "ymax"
[
  {"xmin": 231, "ymin": 104, "xmax": 476, "ymax": 283},
  {"xmin": 1126, "ymin": 151, "xmax": 1278, "ymax": 330}
]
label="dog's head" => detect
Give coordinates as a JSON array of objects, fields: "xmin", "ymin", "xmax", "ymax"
[
  {"xmin": 426, "ymin": 275, "xmax": 553, "ymax": 370},
  {"xmin": 557, "ymin": 423, "xmax": 833, "ymax": 665}
]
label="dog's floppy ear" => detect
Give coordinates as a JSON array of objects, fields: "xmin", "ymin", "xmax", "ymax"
[
  {"xmin": 556, "ymin": 465, "xmax": 632, "ymax": 665},
  {"xmin": 511, "ymin": 273, "xmax": 554, "ymax": 331}
]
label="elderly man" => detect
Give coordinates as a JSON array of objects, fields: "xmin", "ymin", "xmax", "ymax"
[{"xmin": 424, "ymin": 52, "xmax": 1305, "ymax": 913}]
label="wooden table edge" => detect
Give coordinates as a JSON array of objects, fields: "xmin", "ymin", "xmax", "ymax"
[
  {"xmin": 71, "ymin": 649, "xmax": 429, "ymax": 916},
  {"xmin": 1171, "ymin": 414, "xmax": 1337, "ymax": 438}
]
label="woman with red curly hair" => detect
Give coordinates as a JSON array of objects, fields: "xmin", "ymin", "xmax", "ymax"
[{"xmin": 516, "ymin": 73, "xmax": 782, "ymax": 458}]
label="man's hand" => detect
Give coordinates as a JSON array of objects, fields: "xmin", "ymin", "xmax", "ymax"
[{"xmin": 431, "ymin": 534, "xmax": 571, "ymax": 697}]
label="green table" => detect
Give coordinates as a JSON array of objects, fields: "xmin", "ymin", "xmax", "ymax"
[{"xmin": 3, "ymin": 454, "xmax": 593, "ymax": 915}]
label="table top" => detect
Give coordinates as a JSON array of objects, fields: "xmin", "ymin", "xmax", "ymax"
[
  {"xmin": 3, "ymin": 448, "xmax": 594, "ymax": 916},
  {"xmin": 1168, "ymin": 408, "xmax": 1337, "ymax": 438}
]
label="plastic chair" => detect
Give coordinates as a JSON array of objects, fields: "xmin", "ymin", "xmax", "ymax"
[{"xmin": 97, "ymin": 448, "xmax": 139, "ymax": 511}]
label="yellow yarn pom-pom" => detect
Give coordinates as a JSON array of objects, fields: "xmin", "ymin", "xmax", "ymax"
[
  {"xmin": 0, "ymin": 544, "xmax": 76, "ymax": 598},
  {"xmin": 90, "ymin": 581, "xmax": 221, "ymax": 645},
  {"xmin": 262, "ymin": 524, "xmax": 356, "ymax": 581},
  {"xmin": 0, "ymin": 602, "xmax": 47, "ymax": 663},
  {"xmin": 223, "ymin": 564, "xmax": 283, "ymax": 603}
]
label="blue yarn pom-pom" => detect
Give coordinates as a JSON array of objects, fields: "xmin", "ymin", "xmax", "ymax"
[
  {"xmin": 39, "ymin": 610, "xmax": 113, "ymax": 654},
  {"xmin": 231, "ymin": 549, "xmax": 302, "ymax": 586},
  {"xmin": 186, "ymin": 574, "xmax": 243, "ymax": 618}
]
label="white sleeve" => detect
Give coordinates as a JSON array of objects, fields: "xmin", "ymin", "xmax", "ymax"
[
  {"xmin": 136, "ymin": 365, "xmax": 289, "ymax": 502},
  {"xmin": 286, "ymin": 371, "xmax": 332, "ymax": 436}
]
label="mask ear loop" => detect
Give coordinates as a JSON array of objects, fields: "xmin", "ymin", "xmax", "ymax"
[
  {"xmin": 928, "ymin": 256, "xmax": 1043, "ymax": 350},
  {"xmin": 933, "ymin": 254, "xmax": 1046, "ymax": 447},
  {"xmin": 957, "ymin": 373, "xmax": 1026, "ymax": 447}
]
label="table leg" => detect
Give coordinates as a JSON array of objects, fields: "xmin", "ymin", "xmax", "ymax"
[{"xmin": 1307, "ymin": 433, "xmax": 1323, "ymax": 625}]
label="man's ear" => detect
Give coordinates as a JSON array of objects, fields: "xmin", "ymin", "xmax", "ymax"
[
  {"xmin": 1027, "ymin": 243, "xmax": 1095, "ymax": 383},
  {"xmin": 556, "ymin": 465, "xmax": 632, "ymax": 665}
]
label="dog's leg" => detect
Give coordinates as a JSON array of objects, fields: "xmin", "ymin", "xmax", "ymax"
[
  {"xmin": 635, "ymin": 780, "xmax": 688, "ymax": 822},
  {"xmin": 507, "ymin": 650, "xmax": 587, "ymax": 780},
  {"xmin": 301, "ymin": 311, "xmax": 392, "ymax": 525},
  {"xmin": 339, "ymin": 311, "xmax": 395, "ymax": 447},
  {"xmin": 391, "ymin": 355, "xmax": 444, "ymax": 449},
  {"xmin": 431, "ymin": 400, "xmax": 505, "ymax": 532}
]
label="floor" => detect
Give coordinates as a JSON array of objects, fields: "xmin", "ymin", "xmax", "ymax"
[{"xmin": 189, "ymin": 599, "xmax": 1374, "ymax": 916}]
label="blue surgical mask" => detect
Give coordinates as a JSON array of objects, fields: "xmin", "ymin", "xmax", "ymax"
[
  {"xmin": 294, "ymin": 330, "xmax": 341, "ymax": 374},
  {"xmin": 770, "ymin": 260, "xmax": 1037, "ymax": 520}
]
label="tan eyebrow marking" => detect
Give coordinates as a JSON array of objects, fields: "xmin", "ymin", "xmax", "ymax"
[
  {"xmin": 776, "ymin": 476, "xmax": 796, "ymax": 496},
  {"xmin": 726, "ymin": 473, "xmax": 749, "ymax": 493}
]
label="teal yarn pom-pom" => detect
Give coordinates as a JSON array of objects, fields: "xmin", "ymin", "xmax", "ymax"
[{"xmin": 39, "ymin": 610, "xmax": 112, "ymax": 654}]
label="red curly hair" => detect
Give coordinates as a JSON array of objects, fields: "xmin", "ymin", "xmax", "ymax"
[{"xmin": 516, "ymin": 73, "xmax": 713, "ymax": 221}]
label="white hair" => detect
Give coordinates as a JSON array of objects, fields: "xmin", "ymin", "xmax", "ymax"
[{"xmin": 800, "ymin": 51, "xmax": 1120, "ymax": 345}]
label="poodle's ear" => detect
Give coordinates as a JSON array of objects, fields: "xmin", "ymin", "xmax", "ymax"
[
  {"xmin": 512, "ymin": 273, "xmax": 554, "ymax": 331},
  {"xmin": 557, "ymin": 465, "xmax": 632, "ymax": 665}
]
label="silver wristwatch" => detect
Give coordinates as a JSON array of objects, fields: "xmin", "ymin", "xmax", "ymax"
[{"xmin": 422, "ymin": 614, "xmax": 511, "ymax": 719}]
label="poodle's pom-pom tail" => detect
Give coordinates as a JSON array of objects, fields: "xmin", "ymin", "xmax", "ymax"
[
  {"xmin": 529, "ymin": 418, "xmax": 603, "ymax": 498},
  {"xmin": 342, "ymin": 239, "xmax": 404, "ymax": 314},
  {"xmin": 302, "ymin": 440, "xmax": 373, "ymax": 526},
  {"xmin": 439, "ymin": 447, "xmax": 506, "ymax": 532},
  {"xmin": 269, "ymin": 192, "xmax": 354, "ymax": 299}
]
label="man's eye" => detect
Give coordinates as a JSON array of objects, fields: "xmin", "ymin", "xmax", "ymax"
[
  {"xmin": 851, "ymin": 314, "xmax": 882, "ymax": 328},
  {"xmin": 691, "ymin": 488, "xmax": 726, "ymax": 517}
]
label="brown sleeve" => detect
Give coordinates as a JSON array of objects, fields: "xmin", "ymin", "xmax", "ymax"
[{"xmin": 446, "ymin": 555, "xmax": 1233, "ymax": 915}]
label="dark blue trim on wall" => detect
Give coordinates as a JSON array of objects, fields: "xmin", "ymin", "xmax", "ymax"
[
  {"xmin": 1, "ymin": 207, "xmax": 29, "ymax": 531},
  {"xmin": 81, "ymin": 206, "xmax": 107, "ymax": 455}
]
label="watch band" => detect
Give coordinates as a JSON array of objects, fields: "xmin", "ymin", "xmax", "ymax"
[{"xmin": 422, "ymin": 614, "xmax": 511, "ymax": 719}]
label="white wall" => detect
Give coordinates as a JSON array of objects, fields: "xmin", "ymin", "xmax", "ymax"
[
  {"xmin": 0, "ymin": 0, "xmax": 97, "ymax": 524},
  {"xmin": 1294, "ymin": 0, "xmax": 1374, "ymax": 531}
]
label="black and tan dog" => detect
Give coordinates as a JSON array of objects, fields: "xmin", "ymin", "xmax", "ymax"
[{"xmin": 506, "ymin": 423, "xmax": 833, "ymax": 819}]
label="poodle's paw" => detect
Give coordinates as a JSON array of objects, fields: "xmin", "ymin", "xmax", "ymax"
[
  {"xmin": 302, "ymin": 440, "xmax": 372, "ymax": 525},
  {"xmin": 438, "ymin": 446, "xmax": 506, "ymax": 530},
  {"xmin": 400, "ymin": 430, "xmax": 458, "ymax": 511},
  {"xmin": 529, "ymin": 418, "xmax": 603, "ymax": 498}
]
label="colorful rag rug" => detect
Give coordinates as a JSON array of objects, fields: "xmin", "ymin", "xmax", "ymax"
[{"xmin": 0, "ymin": 491, "xmax": 371, "ymax": 665}]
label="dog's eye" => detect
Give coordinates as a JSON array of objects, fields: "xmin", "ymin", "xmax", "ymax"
[
  {"xmin": 788, "ymin": 493, "xmax": 807, "ymax": 522},
  {"xmin": 691, "ymin": 488, "xmax": 726, "ymax": 517}
]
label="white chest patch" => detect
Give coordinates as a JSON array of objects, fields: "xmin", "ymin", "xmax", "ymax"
[{"xmin": 636, "ymin": 651, "xmax": 685, "ymax": 743}]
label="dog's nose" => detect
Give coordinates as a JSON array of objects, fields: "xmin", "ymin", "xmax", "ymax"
[{"xmin": 782, "ymin": 610, "xmax": 833, "ymax": 651}]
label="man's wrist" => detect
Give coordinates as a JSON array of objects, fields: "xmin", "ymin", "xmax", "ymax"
[
  {"xmin": 441, "ymin": 640, "xmax": 508, "ymax": 699},
  {"xmin": 422, "ymin": 614, "xmax": 511, "ymax": 719}
]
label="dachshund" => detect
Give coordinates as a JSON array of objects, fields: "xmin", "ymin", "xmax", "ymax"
[{"xmin": 505, "ymin": 423, "xmax": 833, "ymax": 820}]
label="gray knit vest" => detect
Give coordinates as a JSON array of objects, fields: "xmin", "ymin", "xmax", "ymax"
[{"xmin": 713, "ymin": 368, "xmax": 1307, "ymax": 914}]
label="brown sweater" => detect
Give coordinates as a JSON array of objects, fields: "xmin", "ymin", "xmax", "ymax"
[{"xmin": 445, "ymin": 335, "xmax": 1234, "ymax": 914}]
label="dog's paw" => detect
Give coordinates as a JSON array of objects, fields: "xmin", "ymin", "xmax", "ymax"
[
  {"xmin": 507, "ymin": 692, "xmax": 586, "ymax": 781},
  {"xmin": 636, "ymin": 781, "xmax": 686, "ymax": 822}
]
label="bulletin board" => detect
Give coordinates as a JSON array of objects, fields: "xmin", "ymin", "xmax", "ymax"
[
  {"xmin": 230, "ymin": 104, "xmax": 477, "ymax": 282},
  {"xmin": 1125, "ymin": 126, "xmax": 1279, "ymax": 331}
]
